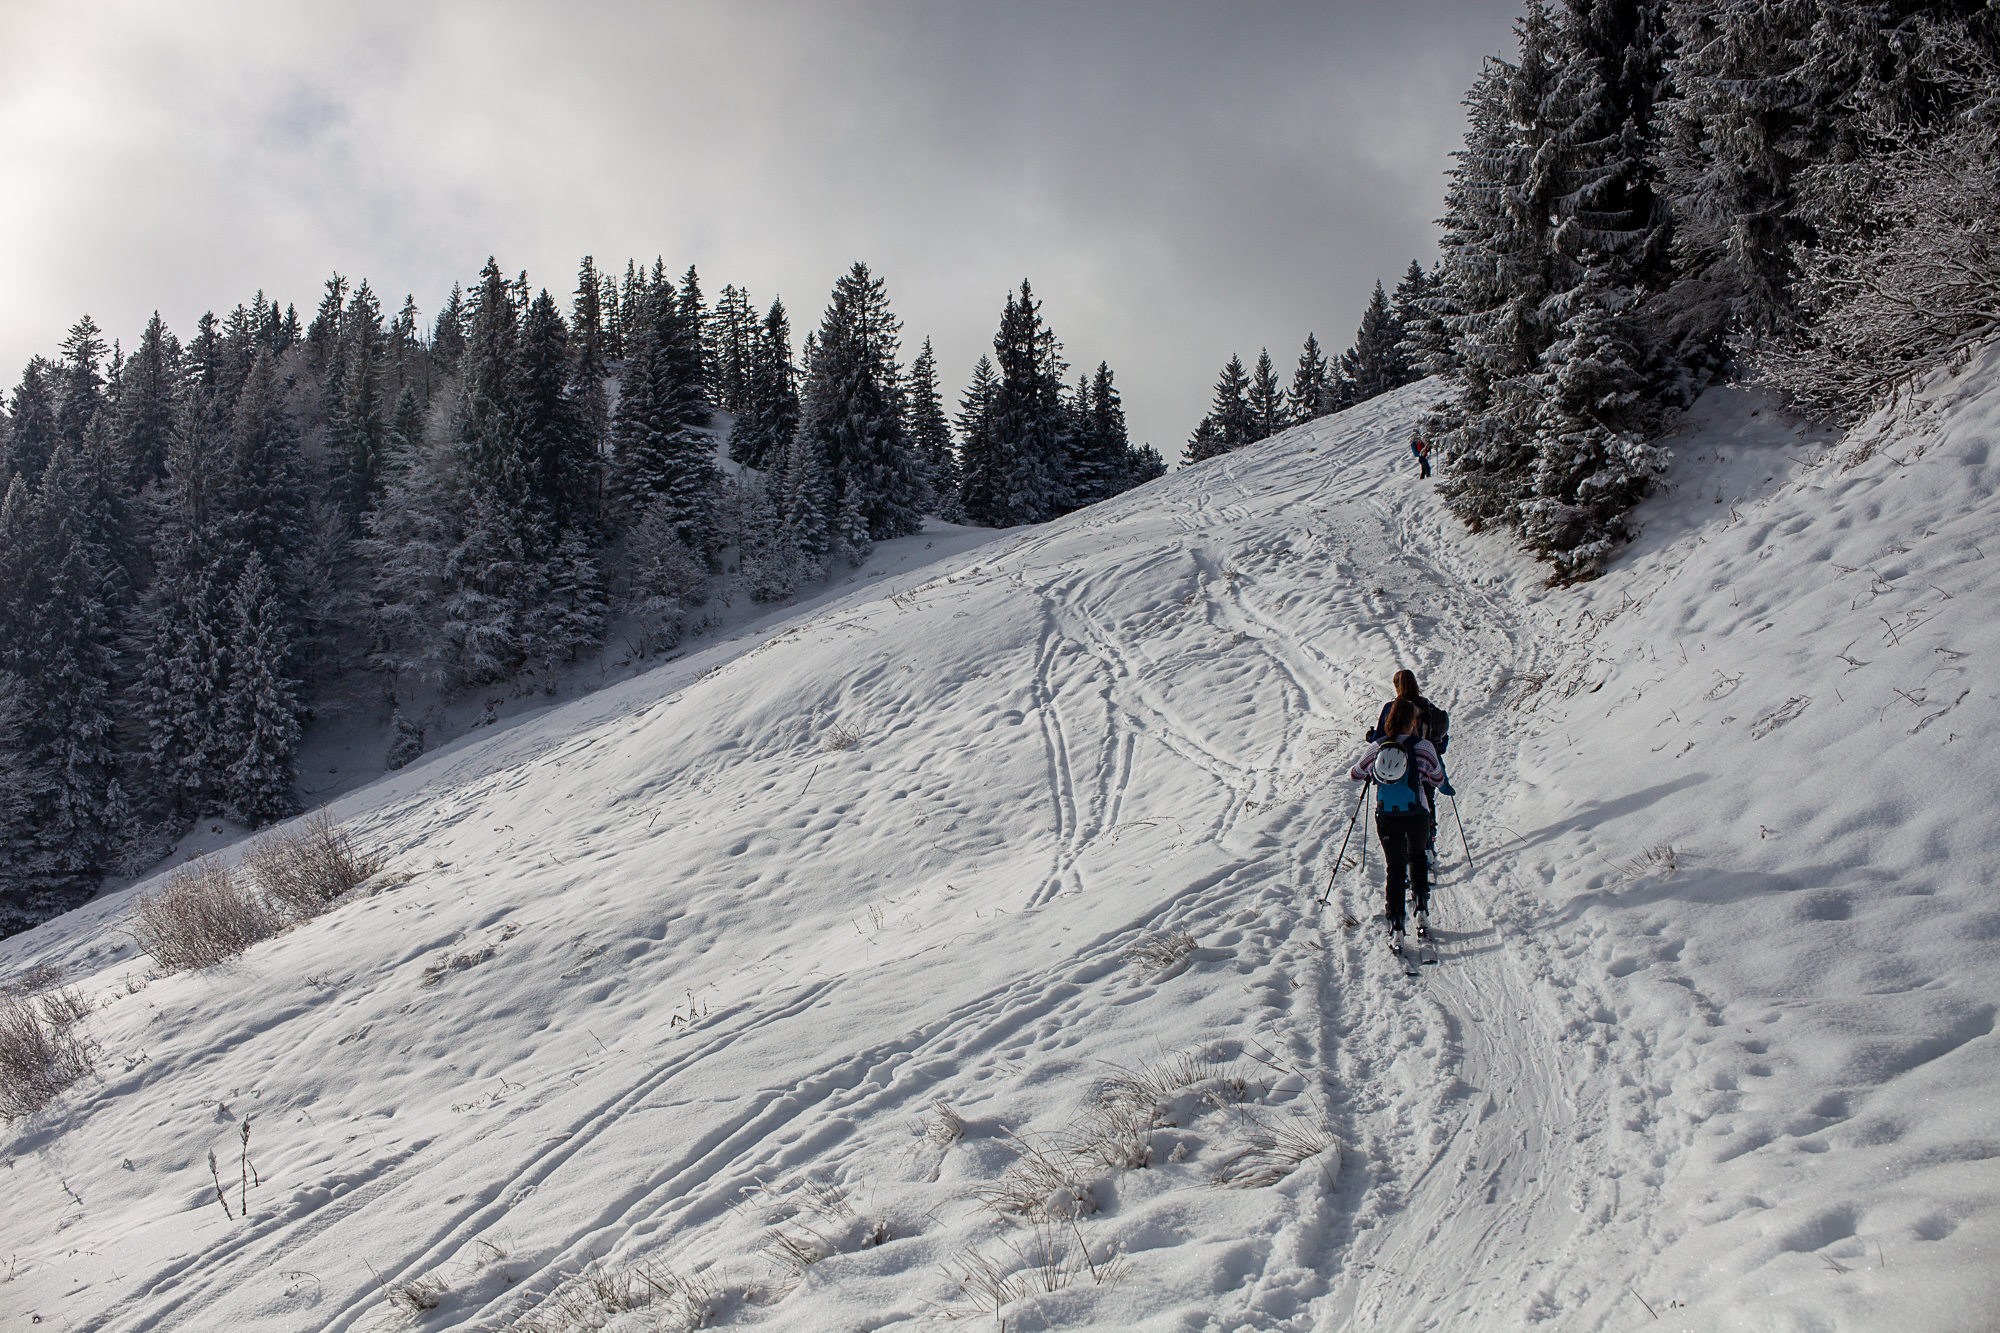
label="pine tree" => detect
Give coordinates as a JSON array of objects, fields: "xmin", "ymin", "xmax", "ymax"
[
  {"xmin": 1288, "ymin": 333, "xmax": 1331, "ymax": 423},
  {"xmin": 1392, "ymin": 261, "xmax": 1454, "ymax": 376},
  {"xmin": 5, "ymin": 359, "xmax": 60, "ymax": 487},
  {"xmin": 610, "ymin": 278, "xmax": 718, "ymax": 550},
  {"xmin": 1341, "ymin": 282, "xmax": 1410, "ymax": 400},
  {"xmin": 984, "ymin": 281, "xmax": 1073, "ymax": 525},
  {"xmin": 517, "ymin": 289, "xmax": 594, "ymax": 544},
  {"xmin": 119, "ymin": 313, "xmax": 179, "ymax": 489},
  {"xmin": 679, "ymin": 265, "xmax": 710, "ymax": 401},
  {"xmin": 519, "ymin": 528, "xmax": 607, "ymax": 671},
  {"xmin": 1247, "ymin": 349, "xmax": 1287, "ymax": 440},
  {"xmin": 1208, "ymin": 354, "xmax": 1253, "ymax": 449},
  {"xmin": 714, "ymin": 284, "xmax": 757, "ymax": 412},
  {"xmin": 1073, "ymin": 360, "xmax": 1131, "ymax": 503},
  {"xmin": 390, "ymin": 294, "xmax": 425, "ymax": 399},
  {"xmin": 572, "ymin": 258, "xmax": 612, "ymax": 504},
  {"xmin": 1183, "ymin": 417, "xmax": 1226, "ymax": 466},
  {"xmin": 54, "ymin": 316, "xmax": 108, "ymax": 455},
  {"xmin": 432, "ymin": 281, "xmax": 468, "ymax": 376},
  {"xmin": 222, "ymin": 347, "xmax": 307, "ymax": 573},
  {"xmin": 955, "ymin": 355, "xmax": 1004, "ymax": 525},
  {"xmin": 0, "ymin": 450, "xmax": 127, "ymax": 890},
  {"xmin": 221, "ymin": 553, "xmax": 300, "ymax": 825},
  {"xmin": 729, "ymin": 299, "xmax": 799, "ymax": 470},
  {"xmin": 797, "ymin": 263, "xmax": 924, "ymax": 548},
  {"xmin": 905, "ymin": 338, "xmax": 957, "ymax": 516},
  {"xmin": 333, "ymin": 281, "xmax": 392, "ymax": 514}
]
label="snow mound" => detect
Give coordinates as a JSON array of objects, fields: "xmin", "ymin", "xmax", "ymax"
[{"xmin": 2, "ymin": 354, "xmax": 1997, "ymax": 1331}]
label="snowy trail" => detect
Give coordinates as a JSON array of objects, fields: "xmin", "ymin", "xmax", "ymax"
[{"xmin": 6, "ymin": 371, "xmax": 2000, "ymax": 1331}]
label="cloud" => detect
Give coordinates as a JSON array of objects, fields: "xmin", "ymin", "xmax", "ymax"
[{"xmin": 0, "ymin": 0, "xmax": 1517, "ymax": 454}]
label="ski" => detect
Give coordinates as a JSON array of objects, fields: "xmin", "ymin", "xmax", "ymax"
[
  {"xmin": 1388, "ymin": 930, "xmax": 1418, "ymax": 976},
  {"xmin": 1416, "ymin": 914, "xmax": 1438, "ymax": 965}
]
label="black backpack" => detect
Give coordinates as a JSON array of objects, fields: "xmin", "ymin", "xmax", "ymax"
[{"xmin": 1373, "ymin": 697, "xmax": 1450, "ymax": 754}]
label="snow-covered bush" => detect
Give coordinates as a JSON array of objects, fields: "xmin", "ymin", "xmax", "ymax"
[
  {"xmin": 243, "ymin": 809, "xmax": 386, "ymax": 921},
  {"xmin": 0, "ymin": 984, "xmax": 97, "ymax": 1120},
  {"xmin": 618, "ymin": 499, "xmax": 710, "ymax": 655},
  {"xmin": 128, "ymin": 856, "xmax": 283, "ymax": 971}
]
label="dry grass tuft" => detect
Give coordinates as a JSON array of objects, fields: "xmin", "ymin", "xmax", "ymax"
[
  {"xmin": 389, "ymin": 1269, "xmax": 450, "ymax": 1316},
  {"xmin": 0, "ymin": 986, "xmax": 98, "ymax": 1120},
  {"xmin": 245, "ymin": 808, "xmax": 387, "ymax": 920},
  {"xmin": 924, "ymin": 1098, "xmax": 968, "ymax": 1147},
  {"xmin": 507, "ymin": 1256, "xmax": 721, "ymax": 1332},
  {"xmin": 1124, "ymin": 928, "xmax": 1198, "ymax": 975},
  {"xmin": 128, "ymin": 856, "xmax": 283, "ymax": 971},
  {"xmin": 1210, "ymin": 1111, "xmax": 1339, "ymax": 1188},
  {"xmin": 820, "ymin": 720, "xmax": 867, "ymax": 752}
]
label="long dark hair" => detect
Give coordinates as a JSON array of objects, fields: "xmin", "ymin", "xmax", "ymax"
[
  {"xmin": 1393, "ymin": 669, "xmax": 1421, "ymax": 702},
  {"xmin": 1386, "ymin": 698, "xmax": 1418, "ymax": 735}
]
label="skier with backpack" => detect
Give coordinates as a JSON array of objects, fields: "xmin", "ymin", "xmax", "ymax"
[
  {"xmin": 1410, "ymin": 434, "xmax": 1432, "ymax": 479},
  {"xmin": 1351, "ymin": 697, "xmax": 1448, "ymax": 962},
  {"xmin": 1365, "ymin": 670, "xmax": 1450, "ymax": 865}
]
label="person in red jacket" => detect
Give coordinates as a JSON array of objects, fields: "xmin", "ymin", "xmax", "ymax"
[
  {"xmin": 1351, "ymin": 697, "xmax": 1446, "ymax": 942},
  {"xmin": 1410, "ymin": 434, "xmax": 1432, "ymax": 478}
]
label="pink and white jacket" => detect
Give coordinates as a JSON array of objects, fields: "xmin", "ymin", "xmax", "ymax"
[{"xmin": 1349, "ymin": 737, "xmax": 1445, "ymax": 811}]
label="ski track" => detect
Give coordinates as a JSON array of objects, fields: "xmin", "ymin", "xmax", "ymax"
[{"xmin": 10, "ymin": 373, "xmax": 1997, "ymax": 1331}]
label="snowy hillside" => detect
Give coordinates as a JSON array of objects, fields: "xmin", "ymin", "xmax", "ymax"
[{"xmin": 4, "ymin": 356, "xmax": 1997, "ymax": 1332}]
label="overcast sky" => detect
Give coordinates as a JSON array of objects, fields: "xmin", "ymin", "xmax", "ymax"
[{"xmin": 0, "ymin": 0, "xmax": 1519, "ymax": 458}]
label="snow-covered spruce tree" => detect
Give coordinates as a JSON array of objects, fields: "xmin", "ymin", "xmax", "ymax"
[
  {"xmin": 0, "ymin": 672, "xmax": 52, "ymax": 936},
  {"xmin": 54, "ymin": 316, "xmax": 108, "ymax": 456},
  {"xmin": 385, "ymin": 709, "xmax": 424, "ymax": 771},
  {"xmin": 5, "ymin": 359, "xmax": 59, "ymax": 487},
  {"xmin": 1247, "ymin": 348, "xmax": 1288, "ymax": 441},
  {"xmin": 1288, "ymin": 333, "xmax": 1331, "ymax": 424},
  {"xmin": 610, "ymin": 276, "xmax": 719, "ymax": 552},
  {"xmin": 432, "ymin": 281, "xmax": 468, "ymax": 377},
  {"xmin": 1206, "ymin": 354, "xmax": 1254, "ymax": 453},
  {"xmin": 983, "ymin": 281, "xmax": 1077, "ymax": 525},
  {"xmin": 1341, "ymin": 281, "xmax": 1410, "ymax": 401},
  {"xmin": 520, "ymin": 528, "xmax": 609, "ymax": 672},
  {"xmin": 737, "ymin": 477, "xmax": 801, "ymax": 603},
  {"xmin": 679, "ymin": 265, "xmax": 710, "ymax": 398},
  {"xmin": 780, "ymin": 426, "xmax": 834, "ymax": 567},
  {"xmin": 117, "ymin": 312, "xmax": 179, "ymax": 490},
  {"xmin": 221, "ymin": 553, "xmax": 300, "ymax": 826},
  {"xmin": 330, "ymin": 280, "xmax": 391, "ymax": 516},
  {"xmin": 713, "ymin": 284, "xmax": 757, "ymax": 414},
  {"xmin": 1429, "ymin": 0, "xmax": 1679, "ymax": 579},
  {"xmin": 906, "ymin": 337, "xmax": 959, "ymax": 517},
  {"xmin": 223, "ymin": 347, "xmax": 308, "ymax": 574},
  {"xmin": 729, "ymin": 298, "xmax": 800, "ymax": 470},
  {"xmin": 797, "ymin": 262, "xmax": 924, "ymax": 552},
  {"xmin": 1760, "ymin": 11, "xmax": 2000, "ymax": 423},
  {"xmin": 1074, "ymin": 361, "xmax": 1133, "ymax": 503},
  {"xmin": 1393, "ymin": 260, "xmax": 1454, "ymax": 377},
  {"xmin": 137, "ymin": 551, "xmax": 232, "ymax": 820},
  {"xmin": 954, "ymin": 356, "xmax": 1003, "ymax": 525},
  {"xmin": 571, "ymin": 258, "xmax": 612, "ymax": 500},
  {"xmin": 1183, "ymin": 417, "xmax": 1227, "ymax": 466},
  {"xmin": 517, "ymin": 288, "xmax": 598, "ymax": 545},
  {"xmin": 0, "ymin": 451, "xmax": 128, "ymax": 900}
]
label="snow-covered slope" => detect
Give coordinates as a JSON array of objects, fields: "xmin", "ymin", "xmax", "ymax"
[{"xmin": 3, "ymin": 355, "xmax": 1996, "ymax": 1332}]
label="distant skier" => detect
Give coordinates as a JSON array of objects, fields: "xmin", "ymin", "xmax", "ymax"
[
  {"xmin": 1410, "ymin": 434, "xmax": 1432, "ymax": 478},
  {"xmin": 1365, "ymin": 670, "xmax": 1449, "ymax": 865},
  {"xmin": 1351, "ymin": 698, "xmax": 1447, "ymax": 946}
]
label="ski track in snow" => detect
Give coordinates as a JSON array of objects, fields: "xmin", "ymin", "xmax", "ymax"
[{"xmin": 5, "ymin": 365, "xmax": 1999, "ymax": 1332}]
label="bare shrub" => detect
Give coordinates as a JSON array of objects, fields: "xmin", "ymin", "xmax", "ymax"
[
  {"xmin": 1124, "ymin": 928, "xmax": 1198, "ymax": 975},
  {"xmin": 128, "ymin": 857, "xmax": 283, "ymax": 972},
  {"xmin": 1, "ymin": 961, "xmax": 65, "ymax": 997},
  {"xmin": 244, "ymin": 809, "xmax": 387, "ymax": 921},
  {"xmin": 1210, "ymin": 1111, "xmax": 1339, "ymax": 1189},
  {"xmin": 1617, "ymin": 843, "xmax": 1679, "ymax": 885},
  {"xmin": 0, "ymin": 987, "xmax": 98, "ymax": 1120}
]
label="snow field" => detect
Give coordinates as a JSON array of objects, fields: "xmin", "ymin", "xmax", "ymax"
[{"xmin": 1, "ymin": 358, "xmax": 1996, "ymax": 1332}]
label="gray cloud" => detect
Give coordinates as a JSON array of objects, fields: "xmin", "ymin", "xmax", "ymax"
[{"xmin": 0, "ymin": 0, "xmax": 1518, "ymax": 455}]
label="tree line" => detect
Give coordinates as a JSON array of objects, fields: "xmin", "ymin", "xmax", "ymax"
[
  {"xmin": 0, "ymin": 259, "xmax": 1159, "ymax": 934},
  {"xmin": 1195, "ymin": 0, "xmax": 2000, "ymax": 582}
]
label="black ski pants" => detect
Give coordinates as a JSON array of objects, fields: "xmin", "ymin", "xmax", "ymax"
[{"xmin": 1377, "ymin": 813, "xmax": 1430, "ymax": 929}]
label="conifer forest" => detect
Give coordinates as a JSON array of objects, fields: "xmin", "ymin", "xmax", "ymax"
[{"xmin": 3, "ymin": 0, "xmax": 1997, "ymax": 936}]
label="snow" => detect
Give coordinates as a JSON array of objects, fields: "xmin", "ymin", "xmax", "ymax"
[{"xmin": 4, "ymin": 354, "xmax": 1998, "ymax": 1331}]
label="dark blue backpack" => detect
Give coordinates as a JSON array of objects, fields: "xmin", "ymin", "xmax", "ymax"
[{"xmin": 1373, "ymin": 738, "xmax": 1426, "ymax": 816}]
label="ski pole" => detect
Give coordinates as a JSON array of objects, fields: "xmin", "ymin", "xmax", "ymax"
[
  {"xmin": 1319, "ymin": 780, "xmax": 1371, "ymax": 906},
  {"xmin": 1449, "ymin": 791, "xmax": 1474, "ymax": 876}
]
